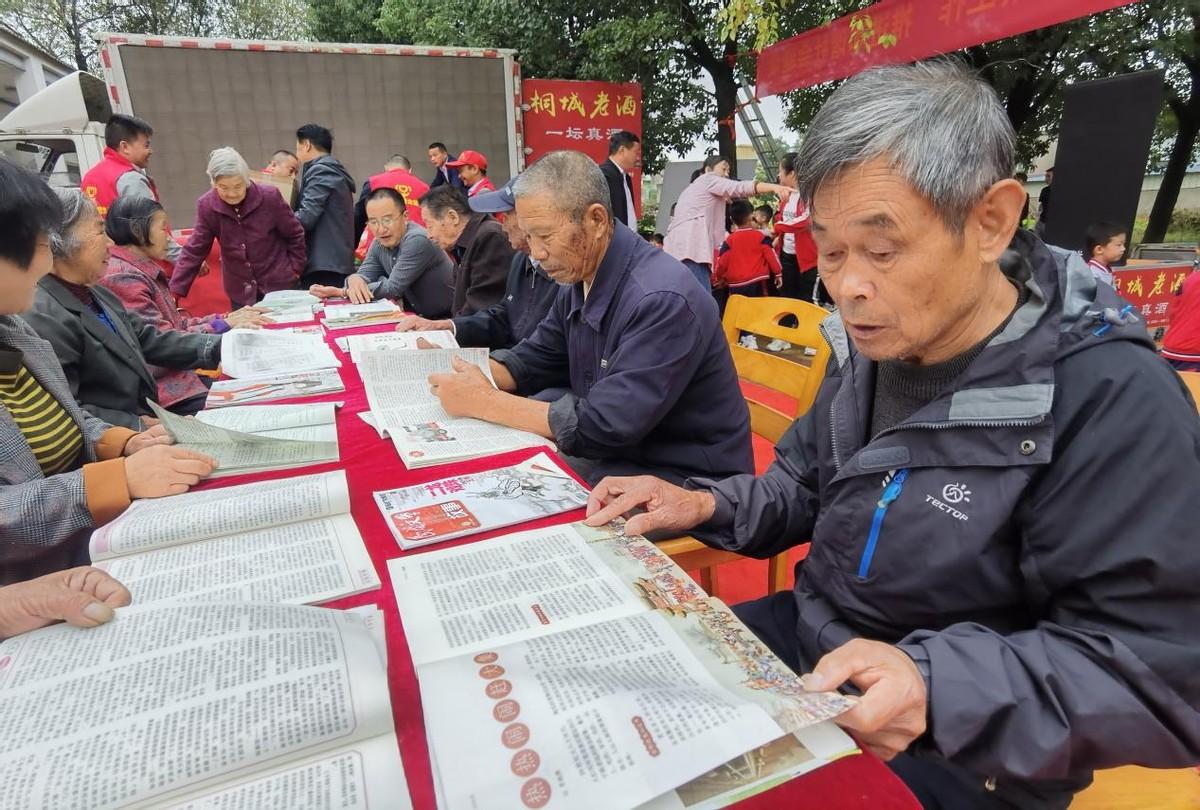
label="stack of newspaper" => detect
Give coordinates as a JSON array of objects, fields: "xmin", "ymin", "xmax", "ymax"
[
  {"xmin": 357, "ymin": 347, "xmax": 552, "ymax": 469},
  {"xmin": 390, "ymin": 520, "xmax": 859, "ymax": 810},
  {"xmin": 220, "ymin": 328, "xmax": 341, "ymax": 378},
  {"xmin": 335, "ymin": 330, "xmax": 458, "ymax": 363},
  {"xmin": 323, "ymin": 301, "xmax": 405, "ymax": 329}
]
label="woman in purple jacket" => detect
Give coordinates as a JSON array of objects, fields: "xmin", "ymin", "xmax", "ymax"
[{"xmin": 169, "ymin": 147, "xmax": 307, "ymax": 308}]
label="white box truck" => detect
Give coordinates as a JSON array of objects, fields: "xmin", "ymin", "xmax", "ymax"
[{"xmin": 0, "ymin": 33, "xmax": 524, "ymax": 228}]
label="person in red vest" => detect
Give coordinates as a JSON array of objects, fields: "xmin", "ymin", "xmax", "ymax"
[
  {"xmin": 448, "ymin": 150, "xmax": 496, "ymax": 198},
  {"xmin": 353, "ymin": 154, "xmax": 428, "ymax": 260},
  {"xmin": 80, "ymin": 114, "xmax": 180, "ymax": 262},
  {"xmin": 1162, "ymin": 266, "xmax": 1200, "ymax": 371}
]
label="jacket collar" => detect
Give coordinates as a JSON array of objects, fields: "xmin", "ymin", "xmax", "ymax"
[
  {"xmin": 38, "ymin": 275, "xmax": 155, "ymax": 389},
  {"xmin": 107, "ymin": 245, "xmax": 166, "ymax": 283},
  {"xmin": 566, "ymin": 224, "xmax": 635, "ymax": 331},
  {"xmin": 102, "ymin": 146, "xmax": 137, "ymax": 173},
  {"xmin": 454, "ymin": 212, "xmax": 491, "ymax": 253}
]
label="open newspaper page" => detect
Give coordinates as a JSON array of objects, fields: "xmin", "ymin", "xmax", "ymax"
[
  {"xmin": 0, "ymin": 603, "xmax": 409, "ymax": 810},
  {"xmin": 636, "ymin": 724, "xmax": 859, "ymax": 810},
  {"xmin": 374, "ymin": 452, "xmax": 588, "ymax": 549},
  {"xmin": 373, "ymin": 403, "xmax": 552, "ymax": 468},
  {"xmin": 419, "ymin": 600, "xmax": 854, "ymax": 810},
  {"xmin": 358, "ymin": 347, "xmax": 492, "ymax": 412},
  {"xmin": 336, "ymin": 330, "xmax": 458, "ymax": 363},
  {"xmin": 221, "ymin": 329, "xmax": 341, "ymax": 378},
  {"xmin": 388, "ymin": 521, "xmax": 706, "ymax": 666},
  {"xmin": 151, "ymin": 402, "xmax": 339, "ymax": 477},
  {"xmin": 195, "ymin": 402, "xmax": 340, "ymax": 443},
  {"xmin": 205, "ymin": 369, "xmax": 344, "ymax": 408}
]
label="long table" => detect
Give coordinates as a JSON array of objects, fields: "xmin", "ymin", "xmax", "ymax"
[{"xmin": 197, "ymin": 319, "xmax": 920, "ymax": 810}]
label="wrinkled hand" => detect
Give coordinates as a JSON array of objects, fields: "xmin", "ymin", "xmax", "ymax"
[
  {"xmin": 584, "ymin": 475, "xmax": 716, "ymax": 536},
  {"xmin": 123, "ymin": 423, "xmax": 174, "ymax": 456},
  {"xmin": 197, "ymin": 260, "xmax": 211, "ymax": 277},
  {"xmin": 226, "ymin": 307, "xmax": 273, "ymax": 329},
  {"xmin": 139, "ymin": 415, "xmax": 160, "ymax": 429},
  {"xmin": 345, "ymin": 275, "xmax": 373, "ymax": 304},
  {"xmin": 0, "ymin": 567, "xmax": 132, "ymax": 638},
  {"xmin": 774, "ymin": 273, "xmax": 784, "ymax": 289},
  {"xmin": 802, "ymin": 639, "xmax": 928, "ymax": 761},
  {"xmin": 308, "ymin": 284, "xmax": 346, "ymax": 300},
  {"xmin": 415, "ymin": 337, "xmax": 442, "ymax": 350},
  {"xmin": 395, "ymin": 315, "xmax": 453, "ymax": 333},
  {"xmin": 427, "ymin": 355, "xmax": 495, "ymax": 418},
  {"xmin": 125, "ymin": 444, "xmax": 217, "ymax": 498}
]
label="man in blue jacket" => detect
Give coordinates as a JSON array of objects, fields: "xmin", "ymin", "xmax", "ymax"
[
  {"xmin": 427, "ymin": 150, "xmax": 753, "ymax": 486},
  {"xmin": 584, "ymin": 61, "xmax": 1200, "ymax": 810},
  {"xmin": 427, "ymin": 142, "xmax": 465, "ymax": 191}
]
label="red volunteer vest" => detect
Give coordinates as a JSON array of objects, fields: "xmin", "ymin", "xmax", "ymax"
[{"xmin": 81, "ymin": 147, "xmax": 158, "ymax": 217}]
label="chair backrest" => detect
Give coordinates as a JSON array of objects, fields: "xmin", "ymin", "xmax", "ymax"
[{"xmin": 722, "ymin": 294, "xmax": 832, "ymax": 444}]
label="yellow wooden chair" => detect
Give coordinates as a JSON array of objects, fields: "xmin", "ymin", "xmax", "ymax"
[{"xmin": 655, "ymin": 295, "xmax": 832, "ymax": 597}]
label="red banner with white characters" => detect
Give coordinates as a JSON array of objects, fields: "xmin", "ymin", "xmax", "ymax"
[
  {"xmin": 522, "ymin": 79, "xmax": 643, "ymax": 220},
  {"xmin": 1113, "ymin": 264, "xmax": 1189, "ymax": 329},
  {"xmin": 756, "ymin": 0, "xmax": 1140, "ymax": 97}
]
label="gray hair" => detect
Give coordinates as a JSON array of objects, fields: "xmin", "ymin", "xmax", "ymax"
[
  {"xmin": 49, "ymin": 187, "xmax": 98, "ymax": 258},
  {"xmin": 513, "ymin": 150, "xmax": 611, "ymax": 222},
  {"xmin": 206, "ymin": 146, "xmax": 251, "ymax": 183},
  {"xmin": 796, "ymin": 60, "xmax": 1015, "ymax": 232}
]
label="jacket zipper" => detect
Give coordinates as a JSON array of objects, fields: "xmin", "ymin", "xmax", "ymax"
[{"xmin": 857, "ymin": 468, "xmax": 909, "ymax": 578}]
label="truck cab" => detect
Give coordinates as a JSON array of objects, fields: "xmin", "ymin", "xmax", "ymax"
[{"xmin": 0, "ymin": 71, "xmax": 109, "ymax": 187}]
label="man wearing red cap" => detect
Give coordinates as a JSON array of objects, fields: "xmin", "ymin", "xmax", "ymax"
[{"xmin": 447, "ymin": 150, "xmax": 496, "ymax": 198}]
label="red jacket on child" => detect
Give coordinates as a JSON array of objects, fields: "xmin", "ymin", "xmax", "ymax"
[{"xmin": 715, "ymin": 227, "xmax": 783, "ymax": 288}]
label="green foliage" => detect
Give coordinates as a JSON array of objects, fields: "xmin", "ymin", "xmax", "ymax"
[{"xmin": 308, "ymin": 0, "xmax": 388, "ymax": 43}]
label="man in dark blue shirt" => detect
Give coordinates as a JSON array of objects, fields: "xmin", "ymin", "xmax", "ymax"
[
  {"xmin": 395, "ymin": 177, "xmax": 560, "ymax": 351},
  {"xmin": 428, "ymin": 150, "xmax": 753, "ymax": 485}
]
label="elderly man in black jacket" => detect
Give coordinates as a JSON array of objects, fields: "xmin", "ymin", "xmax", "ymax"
[
  {"xmin": 586, "ymin": 61, "xmax": 1200, "ymax": 810},
  {"xmin": 419, "ymin": 185, "xmax": 513, "ymax": 316},
  {"xmin": 396, "ymin": 177, "xmax": 559, "ymax": 351}
]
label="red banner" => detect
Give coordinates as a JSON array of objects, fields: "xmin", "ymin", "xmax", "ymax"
[
  {"xmin": 1113, "ymin": 264, "xmax": 1189, "ymax": 329},
  {"xmin": 757, "ymin": 0, "xmax": 1139, "ymax": 97},
  {"xmin": 521, "ymin": 79, "xmax": 643, "ymax": 217}
]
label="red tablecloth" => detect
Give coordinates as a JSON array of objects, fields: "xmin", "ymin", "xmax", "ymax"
[{"xmin": 196, "ymin": 320, "xmax": 920, "ymax": 810}]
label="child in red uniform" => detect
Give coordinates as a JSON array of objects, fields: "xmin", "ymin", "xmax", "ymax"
[
  {"xmin": 715, "ymin": 200, "xmax": 783, "ymax": 305},
  {"xmin": 1162, "ymin": 267, "xmax": 1200, "ymax": 371}
]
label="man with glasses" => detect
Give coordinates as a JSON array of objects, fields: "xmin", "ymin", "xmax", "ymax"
[{"xmin": 309, "ymin": 187, "xmax": 453, "ymax": 317}]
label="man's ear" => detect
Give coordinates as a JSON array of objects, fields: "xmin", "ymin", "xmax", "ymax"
[
  {"xmin": 586, "ymin": 203, "xmax": 610, "ymax": 235},
  {"xmin": 973, "ymin": 178, "xmax": 1025, "ymax": 264}
]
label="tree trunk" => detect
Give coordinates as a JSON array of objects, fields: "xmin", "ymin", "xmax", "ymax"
[
  {"xmin": 712, "ymin": 40, "xmax": 739, "ymax": 174},
  {"xmin": 1145, "ymin": 111, "xmax": 1200, "ymax": 243}
]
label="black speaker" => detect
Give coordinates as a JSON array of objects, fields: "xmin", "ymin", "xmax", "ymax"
[{"xmin": 1045, "ymin": 70, "xmax": 1165, "ymax": 252}]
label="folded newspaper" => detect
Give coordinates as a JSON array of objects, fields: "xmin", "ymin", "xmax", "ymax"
[
  {"xmin": 220, "ymin": 328, "xmax": 341, "ymax": 378},
  {"xmin": 205, "ymin": 368, "xmax": 344, "ymax": 407}
]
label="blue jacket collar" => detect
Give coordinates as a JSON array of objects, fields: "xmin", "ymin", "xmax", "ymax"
[{"xmin": 569, "ymin": 224, "xmax": 637, "ymax": 331}]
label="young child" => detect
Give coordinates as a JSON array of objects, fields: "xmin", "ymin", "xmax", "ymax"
[
  {"xmin": 715, "ymin": 200, "xmax": 782, "ymax": 301},
  {"xmin": 751, "ymin": 204, "xmax": 775, "ymax": 236},
  {"xmin": 1084, "ymin": 221, "xmax": 1126, "ymax": 287}
]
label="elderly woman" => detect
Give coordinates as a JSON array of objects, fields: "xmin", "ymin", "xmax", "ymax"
[
  {"xmin": 23, "ymin": 188, "xmax": 221, "ymax": 428},
  {"xmin": 663, "ymin": 155, "xmax": 788, "ymax": 291},
  {"xmin": 169, "ymin": 146, "xmax": 307, "ymax": 308},
  {"xmin": 0, "ymin": 161, "xmax": 215, "ymax": 584},
  {"xmin": 98, "ymin": 195, "xmax": 269, "ymax": 407}
]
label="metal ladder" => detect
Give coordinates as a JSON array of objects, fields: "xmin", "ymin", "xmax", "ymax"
[{"xmin": 735, "ymin": 78, "xmax": 782, "ymax": 177}]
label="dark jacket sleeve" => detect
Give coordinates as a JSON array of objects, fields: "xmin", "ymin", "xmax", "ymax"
[
  {"xmin": 461, "ymin": 229, "xmax": 513, "ymax": 315},
  {"xmin": 685, "ymin": 367, "xmax": 830, "ymax": 559},
  {"xmin": 21, "ymin": 299, "xmax": 142, "ymax": 429},
  {"xmin": 600, "ymin": 161, "xmax": 628, "ymax": 226},
  {"xmin": 452, "ymin": 252, "xmax": 522, "ymax": 349},
  {"xmin": 169, "ymin": 200, "xmax": 217, "ymax": 297},
  {"xmin": 898, "ymin": 343, "xmax": 1200, "ymax": 781},
  {"xmin": 353, "ymin": 180, "xmax": 371, "ymax": 244},
  {"xmin": 122, "ymin": 306, "xmax": 221, "ymax": 371},
  {"xmin": 491, "ymin": 290, "xmax": 570, "ymax": 394},
  {"xmin": 295, "ymin": 164, "xmax": 338, "ymax": 232}
]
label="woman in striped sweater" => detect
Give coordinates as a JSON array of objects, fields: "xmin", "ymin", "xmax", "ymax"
[{"xmin": 0, "ymin": 162, "xmax": 217, "ymax": 584}]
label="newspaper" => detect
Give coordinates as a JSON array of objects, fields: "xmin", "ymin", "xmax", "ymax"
[{"xmin": 220, "ymin": 329, "xmax": 341, "ymax": 378}]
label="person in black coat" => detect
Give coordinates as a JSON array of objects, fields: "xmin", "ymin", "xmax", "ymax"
[
  {"xmin": 598, "ymin": 130, "xmax": 641, "ymax": 229},
  {"xmin": 427, "ymin": 142, "xmax": 466, "ymax": 190}
]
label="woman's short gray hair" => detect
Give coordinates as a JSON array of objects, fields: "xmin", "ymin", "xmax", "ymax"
[
  {"xmin": 796, "ymin": 60, "xmax": 1015, "ymax": 232},
  {"xmin": 513, "ymin": 151, "xmax": 611, "ymax": 223},
  {"xmin": 48, "ymin": 187, "xmax": 98, "ymax": 258},
  {"xmin": 206, "ymin": 146, "xmax": 251, "ymax": 183}
]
